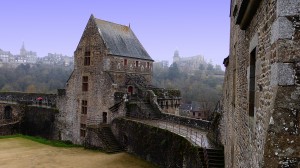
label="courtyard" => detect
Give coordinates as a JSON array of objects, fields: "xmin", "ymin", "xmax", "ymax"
[{"xmin": 0, "ymin": 137, "xmax": 155, "ymax": 168}]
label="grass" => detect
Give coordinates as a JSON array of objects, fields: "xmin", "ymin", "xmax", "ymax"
[{"xmin": 0, "ymin": 134, "xmax": 81, "ymax": 147}]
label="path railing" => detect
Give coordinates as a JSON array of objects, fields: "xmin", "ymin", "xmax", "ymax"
[
  {"xmin": 0, "ymin": 99, "xmax": 55, "ymax": 109},
  {"xmin": 158, "ymin": 121, "xmax": 208, "ymax": 147},
  {"xmin": 131, "ymin": 118, "xmax": 211, "ymax": 148}
]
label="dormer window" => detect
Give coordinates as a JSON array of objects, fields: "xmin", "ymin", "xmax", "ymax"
[{"xmin": 84, "ymin": 51, "xmax": 90, "ymax": 66}]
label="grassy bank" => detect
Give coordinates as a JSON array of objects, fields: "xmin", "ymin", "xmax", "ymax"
[{"xmin": 0, "ymin": 134, "xmax": 80, "ymax": 147}]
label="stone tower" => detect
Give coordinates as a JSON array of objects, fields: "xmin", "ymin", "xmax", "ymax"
[{"xmin": 57, "ymin": 15, "xmax": 154, "ymax": 144}]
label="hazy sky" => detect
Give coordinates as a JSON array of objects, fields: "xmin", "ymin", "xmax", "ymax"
[{"xmin": 0, "ymin": 1, "xmax": 230, "ymax": 66}]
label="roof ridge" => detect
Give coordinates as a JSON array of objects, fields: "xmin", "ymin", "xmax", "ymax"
[{"xmin": 94, "ymin": 17, "xmax": 130, "ymax": 29}]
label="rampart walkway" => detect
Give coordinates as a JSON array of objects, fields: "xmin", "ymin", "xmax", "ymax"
[{"xmin": 126, "ymin": 118, "xmax": 213, "ymax": 148}]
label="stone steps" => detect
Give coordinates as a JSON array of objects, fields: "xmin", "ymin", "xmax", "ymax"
[
  {"xmin": 109, "ymin": 101, "xmax": 123, "ymax": 113},
  {"xmin": 198, "ymin": 148, "xmax": 224, "ymax": 168},
  {"xmin": 100, "ymin": 126, "xmax": 124, "ymax": 153}
]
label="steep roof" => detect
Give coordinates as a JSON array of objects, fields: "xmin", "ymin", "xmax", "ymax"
[{"xmin": 94, "ymin": 17, "xmax": 153, "ymax": 61}]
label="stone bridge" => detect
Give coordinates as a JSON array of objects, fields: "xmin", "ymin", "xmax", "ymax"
[{"xmin": 0, "ymin": 91, "xmax": 224, "ymax": 167}]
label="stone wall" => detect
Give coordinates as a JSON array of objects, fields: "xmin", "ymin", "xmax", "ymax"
[
  {"xmin": 0, "ymin": 102, "xmax": 58, "ymax": 139},
  {"xmin": 0, "ymin": 123, "xmax": 19, "ymax": 136},
  {"xmin": 20, "ymin": 106, "xmax": 58, "ymax": 139},
  {"xmin": 221, "ymin": 0, "xmax": 300, "ymax": 167},
  {"xmin": 0, "ymin": 92, "xmax": 56, "ymax": 107},
  {"xmin": 147, "ymin": 90, "xmax": 211, "ymax": 130},
  {"xmin": 0, "ymin": 103, "xmax": 22, "ymax": 123},
  {"xmin": 111, "ymin": 118, "xmax": 203, "ymax": 168}
]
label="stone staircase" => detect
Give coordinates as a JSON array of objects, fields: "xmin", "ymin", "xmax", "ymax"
[
  {"xmin": 109, "ymin": 101, "xmax": 123, "ymax": 113},
  {"xmin": 199, "ymin": 148, "xmax": 224, "ymax": 168},
  {"xmin": 99, "ymin": 125, "xmax": 124, "ymax": 153}
]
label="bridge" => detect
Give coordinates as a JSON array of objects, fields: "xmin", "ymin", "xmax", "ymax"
[{"xmin": 0, "ymin": 89, "xmax": 224, "ymax": 167}]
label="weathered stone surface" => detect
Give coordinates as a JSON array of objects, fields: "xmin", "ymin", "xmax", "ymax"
[
  {"xmin": 249, "ymin": 33, "xmax": 258, "ymax": 53},
  {"xmin": 222, "ymin": 1, "xmax": 300, "ymax": 167},
  {"xmin": 277, "ymin": 0, "xmax": 300, "ymax": 17},
  {"xmin": 271, "ymin": 63, "xmax": 295, "ymax": 86},
  {"xmin": 111, "ymin": 118, "xmax": 203, "ymax": 168},
  {"xmin": 271, "ymin": 17, "xmax": 294, "ymax": 44}
]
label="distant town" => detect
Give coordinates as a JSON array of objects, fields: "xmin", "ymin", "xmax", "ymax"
[{"xmin": 0, "ymin": 43, "xmax": 74, "ymax": 68}]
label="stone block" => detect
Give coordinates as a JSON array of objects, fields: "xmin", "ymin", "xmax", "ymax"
[
  {"xmin": 277, "ymin": 0, "xmax": 300, "ymax": 17},
  {"xmin": 271, "ymin": 17, "xmax": 294, "ymax": 44},
  {"xmin": 271, "ymin": 63, "xmax": 295, "ymax": 86},
  {"xmin": 249, "ymin": 33, "xmax": 258, "ymax": 53}
]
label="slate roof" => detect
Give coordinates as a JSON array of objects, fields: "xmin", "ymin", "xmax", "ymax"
[{"xmin": 94, "ymin": 18, "xmax": 153, "ymax": 61}]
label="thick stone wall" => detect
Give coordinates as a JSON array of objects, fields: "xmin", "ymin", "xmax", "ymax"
[
  {"xmin": 0, "ymin": 102, "xmax": 58, "ymax": 139},
  {"xmin": 147, "ymin": 90, "xmax": 211, "ymax": 130},
  {"xmin": 20, "ymin": 106, "xmax": 58, "ymax": 139},
  {"xmin": 0, "ymin": 123, "xmax": 19, "ymax": 136},
  {"xmin": 0, "ymin": 92, "xmax": 56, "ymax": 107},
  {"xmin": 111, "ymin": 118, "xmax": 203, "ymax": 168},
  {"xmin": 0, "ymin": 103, "xmax": 22, "ymax": 123},
  {"xmin": 221, "ymin": 0, "xmax": 300, "ymax": 167}
]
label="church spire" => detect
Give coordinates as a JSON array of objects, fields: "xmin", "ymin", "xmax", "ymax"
[{"xmin": 20, "ymin": 42, "xmax": 26, "ymax": 56}]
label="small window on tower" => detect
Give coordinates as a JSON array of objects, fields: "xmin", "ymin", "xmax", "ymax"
[
  {"xmin": 80, "ymin": 129, "xmax": 86, "ymax": 137},
  {"xmin": 124, "ymin": 59, "xmax": 127, "ymax": 66},
  {"xmin": 80, "ymin": 123, "xmax": 86, "ymax": 129},
  {"xmin": 84, "ymin": 51, "xmax": 91, "ymax": 66},
  {"xmin": 82, "ymin": 76, "xmax": 89, "ymax": 91},
  {"xmin": 136, "ymin": 61, "xmax": 139, "ymax": 67},
  {"xmin": 147, "ymin": 62, "xmax": 150, "ymax": 68},
  {"xmin": 81, "ymin": 100, "xmax": 87, "ymax": 114}
]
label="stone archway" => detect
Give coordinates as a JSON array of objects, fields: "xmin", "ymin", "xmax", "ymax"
[{"xmin": 4, "ymin": 106, "xmax": 12, "ymax": 120}]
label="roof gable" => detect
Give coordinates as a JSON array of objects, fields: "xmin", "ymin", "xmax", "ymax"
[{"xmin": 94, "ymin": 17, "xmax": 153, "ymax": 61}]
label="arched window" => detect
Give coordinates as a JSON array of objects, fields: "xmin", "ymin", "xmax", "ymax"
[{"xmin": 4, "ymin": 106, "xmax": 12, "ymax": 120}]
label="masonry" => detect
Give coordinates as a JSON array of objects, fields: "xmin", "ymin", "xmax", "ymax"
[
  {"xmin": 0, "ymin": 92, "xmax": 58, "ymax": 138},
  {"xmin": 221, "ymin": 0, "xmax": 300, "ymax": 167}
]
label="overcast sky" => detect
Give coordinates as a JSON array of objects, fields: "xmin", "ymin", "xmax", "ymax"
[{"xmin": 0, "ymin": 0, "xmax": 230, "ymax": 66}]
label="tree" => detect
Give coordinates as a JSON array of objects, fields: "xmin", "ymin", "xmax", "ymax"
[
  {"xmin": 207, "ymin": 63, "xmax": 214, "ymax": 71},
  {"xmin": 26, "ymin": 84, "xmax": 37, "ymax": 93},
  {"xmin": 168, "ymin": 63, "xmax": 180, "ymax": 80}
]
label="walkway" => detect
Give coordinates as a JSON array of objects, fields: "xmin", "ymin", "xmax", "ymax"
[
  {"xmin": 0, "ymin": 100, "xmax": 53, "ymax": 109},
  {"xmin": 126, "ymin": 118, "xmax": 214, "ymax": 148}
]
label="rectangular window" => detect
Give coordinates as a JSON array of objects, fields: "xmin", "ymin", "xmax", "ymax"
[
  {"xmin": 81, "ymin": 100, "xmax": 87, "ymax": 114},
  {"xmin": 136, "ymin": 61, "xmax": 139, "ymax": 67},
  {"xmin": 80, "ymin": 123, "xmax": 86, "ymax": 129},
  {"xmin": 82, "ymin": 76, "xmax": 88, "ymax": 91},
  {"xmin": 124, "ymin": 59, "xmax": 127, "ymax": 66},
  {"xmin": 84, "ymin": 51, "xmax": 90, "ymax": 66},
  {"xmin": 147, "ymin": 62, "xmax": 150, "ymax": 68},
  {"xmin": 249, "ymin": 48, "xmax": 256, "ymax": 117},
  {"xmin": 80, "ymin": 129, "xmax": 86, "ymax": 137}
]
